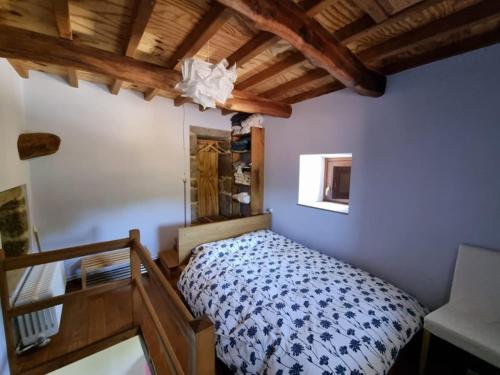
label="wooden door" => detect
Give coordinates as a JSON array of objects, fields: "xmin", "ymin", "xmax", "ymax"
[{"xmin": 197, "ymin": 149, "xmax": 219, "ymax": 217}]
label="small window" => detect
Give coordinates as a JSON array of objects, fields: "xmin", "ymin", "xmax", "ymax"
[{"xmin": 298, "ymin": 154, "xmax": 352, "ymax": 214}]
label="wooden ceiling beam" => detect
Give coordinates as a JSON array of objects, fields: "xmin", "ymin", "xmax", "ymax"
[
  {"xmin": 236, "ymin": 52, "xmax": 304, "ymax": 90},
  {"xmin": 174, "ymin": 92, "xmax": 291, "ymax": 117},
  {"xmin": 226, "ymin": 0, "xmax": 337, "ymax": 67},
  {"xmin": 51, "ymin": 0, "xmax": 78, "ymax": 88},
  {"xmin": 261, "ymin": 68, "xmax": 329, "ymax": 98},
  {"xmin": 110, "ymin": 0, "xmax": 157, "ymax": 95},
  {"xmin": 280, "ymin": 7, "xmax": 500, "ymax": 104},
  {"xmin": 235, "ymin": 0, "xmax": 439, "ymax": 99},
  {"xmin": 218, "ymin": 0, "xmax": 386, "ymax": 97},
  {"xmin": 242, "ymin": 15, "xmax": 375, "ymax": 94},
  {"xmin": 0, "ymin": 26, "xmax": 290, "ymax": 117},
  {"xmin": 282, "ymin": 81, "xmax": 345, "ymax": 104},
  {"xmin": 358, "ymin": 0, "xmax": 500, "ymax": 63},
  {"xmin": 7, "ymin": 59, "xmax": 29, "ymax": 79},
  {"xmin": 351, "ymin": 0, "xmax": 389, "ymax": 23}
]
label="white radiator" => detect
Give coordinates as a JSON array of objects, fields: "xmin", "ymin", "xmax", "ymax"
[{"xmin": 13, "ymin": 261, "xmax": 66, "ymax": 347}]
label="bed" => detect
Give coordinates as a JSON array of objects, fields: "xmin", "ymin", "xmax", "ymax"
[{"xmin": 176, "ymin": 215, "xmax": 427, "ymax": 374}]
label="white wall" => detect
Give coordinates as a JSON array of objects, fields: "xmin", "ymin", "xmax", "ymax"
[
  {"xmin": 0, "ymin": 59, "xmax": 31, "ymax": 375},
  {"xmin": 23, "ymin": 72, "xmax": 230, "ymax": 276}
]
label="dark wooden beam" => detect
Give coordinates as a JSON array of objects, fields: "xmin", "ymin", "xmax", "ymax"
[
  {"xmin": 175, "ymin": 92, "xmax": 292, "ymax": 118},
  {"xmin": 218, "ymin": 0, "xmax": 386, "ymax": 97},
  {"xmin": 226, "ymin": 0, "xmax": 337, "ymax": 67},
  {"xmin": 7, "ymin": 59, "xmax": 29, "ymax": 79},
  {"xmin": 234, "ymin": 0, "xmax": 438, "ymax": 100},
  {"xmin": 358, "ymin": 0, "xmax": 500, "ymax": 63},
  {"xmin": 110, "ymin": 0, "xmax": 157, "ymax": 95},
  {"xmin": 0, "ymin": 26, "xmax": 290, "ymax": 117},
  {"xmin": 261, "ymin": 68, "xmax": 329, "ymax": 98},
  {"xmin": 352, "ymin": 0, "xmax": 389, "ymax": 23},
  {"xmin": 236, "ymin": 52, "xmax": 304, "ymax": 90},
  {"xmin": 282, "ymin": 81, "xmax": 344, "ymax": 104}
]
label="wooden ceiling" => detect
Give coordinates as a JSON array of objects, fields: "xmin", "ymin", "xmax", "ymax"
[{"xmin": 0, "ymin": 0, "xmax": 499, "ymax": 118}]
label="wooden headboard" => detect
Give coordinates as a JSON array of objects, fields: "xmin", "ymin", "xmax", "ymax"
[{"xmin": 177, "ymin": 214, "xmax": 272, "ymax": 264}]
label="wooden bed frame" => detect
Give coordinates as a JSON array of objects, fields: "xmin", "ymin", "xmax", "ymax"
[{"xmin": 176, "ymin": 213, "xmax": 272, "ymax": 265}]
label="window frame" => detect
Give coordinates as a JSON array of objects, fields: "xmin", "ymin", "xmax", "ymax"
[{"xmin": 323, "ymin": 157, "xmax": 352, "ymax": 205}]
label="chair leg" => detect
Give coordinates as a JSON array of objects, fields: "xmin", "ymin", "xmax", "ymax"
[{"xmin": 419, "ymin": 329, "xmax": 431, "ymax": 375}]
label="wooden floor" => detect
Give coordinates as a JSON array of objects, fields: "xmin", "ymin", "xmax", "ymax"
[{"xmin": 16, "ymin": 283, "xmax": 134, "ymax": 374}]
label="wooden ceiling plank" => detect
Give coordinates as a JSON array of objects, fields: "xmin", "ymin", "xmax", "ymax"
[
  {"xmin": 380, "ymin": 25, "xmax": 500, "ymax": 75},
  {"xmin": 218, "ymin": 0, "xmax": 386, "ymax": 97},
  {"xmin": 7, "ymin": 59, "xmax": 29, "ymax": 79},
  {"xmin": 226, "ymin": 0, "xmax": 337, "ymax": 67},
  {"xmin": 226, "ymin": 32, "xmax": 280, "ymax": 67},
  {"xmin": 282, "ymin": 81, "xmax": 345, "ymax": 104},
  {"xmin": 261, "ymin": 68, "xmax": 329, "ymax": 98},
  {"xmin": 51, "ymin": 0, "xmax": 78, "ymax": 88},
  {"xmin": 111, "ymin": 0, "xmax": 157, "ymax": 95},
  {"xmin": 235, "ymin": 52, "xmax": 304, "ymax": 90},
  {"xmin": 341, "ymin": 0, "xmax": 445, "ymax": 45},
  {"xmin": 358, "ymin": 0, "xmax": 500, "ymax": 63},
  {"xmin": 167, "ymin": 4, "xmax": 232, "ymax": 69},
  {"xmin": 0, "ymin": 26, "xmax": 290, "ymax": 117},
  {"xmin": 333, "ymin": 15, "xmax": 375, "ymax": 41},
  {"xmin": 351, "ymin": 0, "xmax": 389, "ymax": 23}
]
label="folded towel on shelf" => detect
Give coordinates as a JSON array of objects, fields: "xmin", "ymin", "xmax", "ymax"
[{"xmin": 232, "ymin": 192, "xmax": 251, "ymax": 204}]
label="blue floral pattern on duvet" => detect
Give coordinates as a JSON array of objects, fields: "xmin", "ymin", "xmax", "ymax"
[{"xmin": 178, "ymin": 230, "xmax": 426, "ymax": 375}]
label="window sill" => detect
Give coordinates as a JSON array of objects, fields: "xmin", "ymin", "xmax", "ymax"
[{"xmin": 298, "ymin": 200, "xmax": 349, "ymax": 214}]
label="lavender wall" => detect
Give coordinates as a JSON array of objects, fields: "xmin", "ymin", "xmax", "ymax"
[{"xmin": 264, "ymin": 44, "xmax": 500, "ymax": 309}]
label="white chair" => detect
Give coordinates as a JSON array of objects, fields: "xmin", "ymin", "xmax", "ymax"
[{"xmin": 419, "ymin": 244, "xmax": 500, "ymax": 374}]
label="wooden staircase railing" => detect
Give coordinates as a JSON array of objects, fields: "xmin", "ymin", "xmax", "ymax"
[{"xmin": 0, "ymin": 229, "xmax": 215, "ymax": 375}]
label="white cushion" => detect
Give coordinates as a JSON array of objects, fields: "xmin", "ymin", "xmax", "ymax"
[
  {"xmin": 424, "ymin": 244, "xmax": 500, "ymax": 369},
  {"xmin": 425, "ymin": 304, "xmax": 500, "ymax": 368}
]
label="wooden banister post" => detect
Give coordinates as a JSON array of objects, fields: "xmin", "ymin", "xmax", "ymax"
[
  {"xmin": 129, "ymin": 229, "xmax": 141, "ymax": 326},
  {"xmin": 188, "ymin": 315, "xmax": 215, "ymax": 375},
  {"xmin": 0, "ymin": 249, "xmax": 18, "ymax": 374}
]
